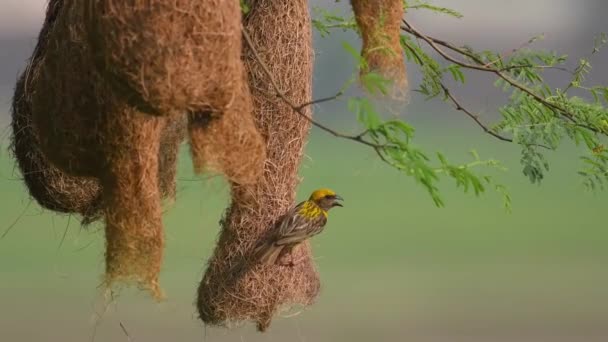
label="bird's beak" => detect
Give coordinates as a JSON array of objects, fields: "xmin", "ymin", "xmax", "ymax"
[{"xmin": 333, "ymin": 195, "xmax": 344, "ymax": 207}]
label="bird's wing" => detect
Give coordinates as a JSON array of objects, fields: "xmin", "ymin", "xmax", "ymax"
[
  {"xmin": 274, "ymin": 203, "xmax": 327, "ymax": 246},
  {"xmin": 307, "ymin": 214, "xmax": 327, "ymax": 237}
]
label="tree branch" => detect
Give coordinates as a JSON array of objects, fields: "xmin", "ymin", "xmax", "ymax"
[
  {"xmin": 295, "ymin": 91, "xmax": 345, "ymax": 111},
  {"xmin": 440, "ymin": 84, "xmax": 551, "ymax": 150},
  {"xmin": 498, "ymin": 64, "xmax": 572, "ymax": 73},
  {"xmin": 482, "ymin": 34, "xmax": 544, "ymax": 68},
  {"xmin": 400, "ymin": 36, "xmax": 552, "ymax": 149},
  {"xmin": 242, "ymin": 27, "xmax": 383, "ymax": 151},
  {"xmin": 400, "ymin": 19, "xmax": 603, "ymax": 134},
  {"xmin": 440, "ymin": 85, "xmax": 511, "ymax": 143}
]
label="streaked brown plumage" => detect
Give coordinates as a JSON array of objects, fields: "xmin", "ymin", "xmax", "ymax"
[{"xmin": 254, "ymin": 188, "xmax": 343, "ymax": 266}]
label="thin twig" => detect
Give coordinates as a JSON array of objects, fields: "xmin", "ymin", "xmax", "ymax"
[
  {"xmin": 294, "ymin": 91, "xmax": 345, "ymax": 111},
  {"xmin": 498, "ymin": 64, "xmax": 572, "ymax": 73},
  {"xmin": 401, "ymin": 38, "xmax": 553, "ymax": 150},
  {"xmin": 241, "ymin": 27, "xmax": 380, "ymax": 149},
  {"xmin": 244, "ymin": 19, "xmax": 553, "ymax": 164},
  {"xmin": 441, "ymin": 85, "xmax": 551, "ymax": 150},
  {"xmin": 401, "ymin": 38, "xmax": 526, "ymax": 146},
  {"xmin": 1, "ymin": 200, "xmax": 32, "ymax": 239},
  {"xmin": 440, "ymin": 85, "xmax": 511, "ymax": 143},
  {"xmin": 119, "ymin": 322, "xmax": 133, "ymax": 342},
  {"xmin": 57, "ymin": 214, "xmax": 71, "ymax": 252},
  {"xmin": 401, "ymin": 21, "xmax": 492, "ymax": 72},
  {"xmin": 401, "ymin": 19, "xmax": 602, "ymax": 134},
  {"xmin": 401, "ymin": 23, "xmax": 553, "ymax": 72},
  {"xmin": 483, "ymin": 34, "xmax": 545, "ymax": 68}
]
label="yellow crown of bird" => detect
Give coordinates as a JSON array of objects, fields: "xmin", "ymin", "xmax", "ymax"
[{"xmin": 308, "ymin": 188, "xmax": 337, "ymax": 202}]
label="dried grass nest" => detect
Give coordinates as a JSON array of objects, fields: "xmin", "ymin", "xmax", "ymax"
[
  {"xmin": 351, "ymin": 0, "xmax": 408, "ymax": 98},
  {"xmin": 9, "ymin": 0, "xmax": 408, "ymax": 332},
  {"xmin": 197, "ymin": 0, "xmax": 319, "ymax": 331}
]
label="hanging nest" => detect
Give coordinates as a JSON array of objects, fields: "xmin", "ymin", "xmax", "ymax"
[
  {"xmin": 100, "ymin": 107, "xmax": 165, "ymax": 298},
  {"xmin": 86, "ymin": 0, "xmax": 265, "ymax": 183},
  {"xmin": 351, "ymin": 0, "xmax": 408, "ymax": 98},
  {"xmin": 84, "ymin": 0, "xmax": 245, "ymax": 117},
  {"xmin": 8, "ymin": 0, "xmax": 102, "ymax": 221},
  {"xmin": 10, "ymin": 73, "xmax": 103, "ymax": 223},
  {"xmin": 187, "ymin": 66, "xmax": 265, "ymax": 185},
  {"xmin": 10, "ymin": 0, "xmax": 187, "ymax": 226},
  {"xmin": 27, "ymin": 0, "xmax": 109, "ymax": 179},
  {"xmin": 11, "ymin": 72, "xmax": 186, "ymax": 224},
  {"xmin": 197, "ymin": 0, "xmax": 319, "ymax": 332},
  {"xmin": 20, "ymin": 0, "xmax": 181, "ymax": 297}
]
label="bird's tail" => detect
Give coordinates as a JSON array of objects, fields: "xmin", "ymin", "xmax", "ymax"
[{"xmin": 253, "ymin": 240, "xmax": 283, "ymax": 265}]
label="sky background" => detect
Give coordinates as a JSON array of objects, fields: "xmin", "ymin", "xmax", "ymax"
[{"xmin": 0, "ymin": 1, "xmax": 607, "ymax": 342}]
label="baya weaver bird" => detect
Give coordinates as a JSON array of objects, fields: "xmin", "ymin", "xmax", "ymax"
[{"xmin": 254, "ymin": 188, "xmax": 344, "ymax": 266}]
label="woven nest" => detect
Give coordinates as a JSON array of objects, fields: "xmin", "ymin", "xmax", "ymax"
[
  {"xmin": 19, "ymin": 0, "xmax": 191, "ymax": 297},
  {"xmin": 10, "ymin": 73, "xmax": 103, "ymax": 223},
  {"xmin": 27, "ymin": 0, "xmax": 110, "ymax": 178},
  {"xmin": 11, "ymin": 72, "xmax": 186, "ymax": 224},
  {"xmin": 187, "ymin": 66, "xmax": 265, "ymax": 185},
  {"xmin": 10, "ymin": 0, "xmax": 187, "ymax": 226},
  {"xmin": 100, "ymin": 107, "xmax": 165, "ymax": 298},
  {"xmin": 84, "ymin": 0, "xmax": 244, "ymax": 117},
  {"xmin": 351, "ymin": 0, "xmax": 408, "ymax": 98},
  {"xmin": 10, "ymin": 0, "xmax": 103, "ymax": 221},
  {"xmin": 87, "ymin": 0, "xmax": 265, "ymax": 183},
  {"xmin": 197, "ymin": 0, "xmax": 319, "ymax": 332}
]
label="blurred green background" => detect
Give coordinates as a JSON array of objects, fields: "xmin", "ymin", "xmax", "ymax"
[
  {"xmin": 1, "ymin": 126, "xmax": 607, "ymax": 341},
  {"xmin": 1, "ymin": 1, "xmax": 607, "ymax": 341}
]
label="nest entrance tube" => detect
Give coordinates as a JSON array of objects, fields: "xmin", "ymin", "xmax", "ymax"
[
  {"xmin": 196, "ymin": 0, "xmax": 319, "ymax": 331},
  {"xmin": 351, "ymin": 0, "xmax": 408, "ymax": 99},
  {"xmin": 187, "ymin": 66, "xmax": 266, "ymax": 185},
  {"xmin": 101, "ymin": 109, "xmax": 165, "ymax": 297}
]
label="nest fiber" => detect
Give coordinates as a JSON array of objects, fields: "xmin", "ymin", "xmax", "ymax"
[
  {"xmin": 351, "ymin": 0, "xmax": 408, "ymax": 96},
  {"xmin": 85, "ymin": 0, "xmax": 244, "ymax": 117},
  {"xmin": 12, "ymin": 73, "xmax": 186, "ymax": 223},
  {"xmin": 11, "ymin": 0, "xmax": 187, "ymax": 227},
  {"xmin": 21, "ymin": 0, "xmax": 178, "ymax": 297},
  {"xmin": 188, "ymin": 67, "xmax": 265, "ymax": 185},
  {"xmin": 9, "ymin": 0, "xmax": 102, "ymax": 221},
  {"xmin": 11, "ymin": 73, "xmax": 103, "ymax": 222},
  {"xmin": 101, "ymin": 109, "xmax": 165, "ymax": 297},
  {"xmin": 197, "ymin": 0, "xmax": 319, "ymax": 331},
  {"xmin": 159, "ymin": 114, "xmax": 187, "ymax": 201},
  {"xmin": 28, "ymin": 0, "xmax": 111, "ymax": 178},
  {"xmin": 88, "ymin": 0, "xmax": 264, "ymax": 184}
]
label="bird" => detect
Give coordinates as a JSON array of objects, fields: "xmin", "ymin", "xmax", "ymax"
[{"xmin": 253, "ymin": 188, "xmax": 344, "ymax": 266}]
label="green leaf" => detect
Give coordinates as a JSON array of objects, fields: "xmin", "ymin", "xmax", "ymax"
[
  {"xmin": 349, "ymin": 97, "xmax": 381, "ymax": 130},
  {"xmin": 445, "ymin": 64, "xmax": 466, "ymax": 83},
  {"xmin": 342, "ymin": 41, "xmax": 366, "ymax": 70},
  {"xmin": 405, "ymin": 1, "xmax": 463, "ymax": 18},
  {"xmin": 239, "ymin": 0, "xmax": 250, "ymax": 14},
  {"xmin": 360, "ymin": 72, "xmax": 391, "ymax": 95}
]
